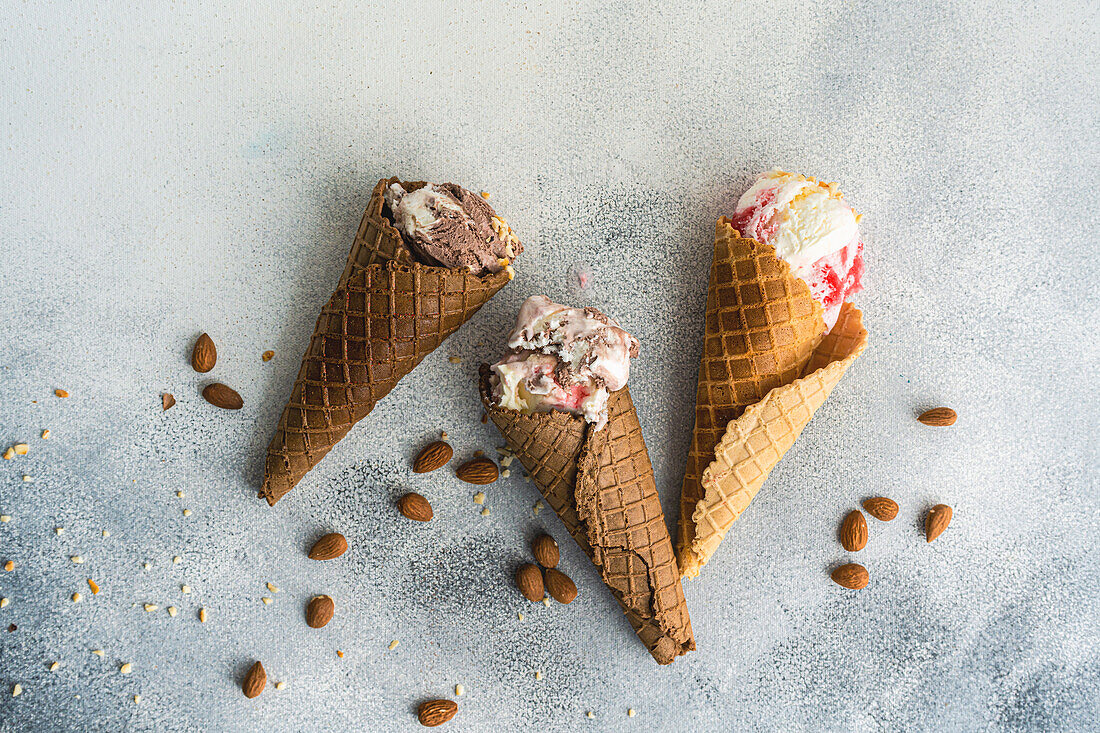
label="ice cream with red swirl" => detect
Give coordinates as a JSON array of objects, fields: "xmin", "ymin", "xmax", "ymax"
[
  {"xmin": 731, "ymin": 169, "xmax": 864, "ymax": 331},
  {"xmin": 489, "ymin": 295, "xmax": 639, "ymax": 431}
]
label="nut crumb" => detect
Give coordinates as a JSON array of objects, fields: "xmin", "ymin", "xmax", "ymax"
[
  {"xmin": 275, "ymin": 681, "xmax": 286, "ymax": 691},
  {"xmin": 448, "ymin": 356, "xmax": 462, "ymax": 364},
  {"xmin": 71, "ymin": 556, "xmax": 84, "ymax": 564},
  {"xmin": 14, "ymin": 444, "xmax": 28, "ymax": 455},
  {"xmin": 176, "ymin": 491, "xmax": 186, "ymax": 499},
  {"xmin": 49, "ymin": 662, "xmax": 60, "ymax": 672},
  {"xmin": 266, "ymin": 582, "xmax": 278, "ymax": 593},
  {"xmin": 181, "ymin": 585, "xmax": 191, "ymax": 594},
  {"xmin": 167, "ymin": 606, "xmax": 177, "ymax": 617},
  {"xmin": 91, "ymin": 650, "xmax": 104, "ymax": 657},
  {"xmin": 336, "ymin": 650, "xmax": 344, "ymax": 658},
  {"xmin": 120, "ymin": 663, "xmax": 132, "ymax": 674},
  {"xmin": 143, "ymin": 563, "xmax": 151, "ymax": 571},
  {"xmin": 480, "ymin": 191, "xmax": 490, "ymax": 199},
  {"xmin": 480, "ymin": 508, "xmax": 490, "ymax": 516},
  {"xmin": 501, "ymin": 455, "xmax": 513, "ymax": 467},
  {"xmin": 473, "ymin": 450, "xmax": 484, "ymax": 458},
  {"xmin": 55, "ymin": 527, "xmax": 64, "ymax": 535},
  {"xmin": 587, "ymin": 711, "xmax": 595, "ymax": 719},
  {"xmin": 182, "ymin": 509, "xmax": 192, "ymax": 517},
  {"xmin": 542, "ymin": 597, "xmax": 551, "ymax": 607},
  {"xmin": 22, "ymin": 475, "xmax": 32, "ymax": 483},
  {"xmin": 133, "ymin": 695, "xmax": 141, "ymax": 704},
  {"xmin": 4, "ymin": 561, "xmax": 14, "ymax": 572},
  {"xmin": 473, "ymin": 492, "xmax": 485, "ymax": 505},
  {"xmin": 440, "ymin": 431, "xmax": 448, "ymax": 440},
  {"xmin": 143, "ymin": 604, "xmax": 158, "ymax": 612},
  {"xmin": 0, "ymin": 515, "xmax": 10, "ymax": 523},
  {"xmin": 455, "ymin": 683, "xmax": 465, "ymax": 696},
  {"xmin": 172, "ymin": 556, "xmax": 181, "ymax": 564},
  {"xmin": 0, "ymin": 598, "xmax": 8, "ymax": 608},
  {"xmin": 533, "ymin": 501, "xmax": 543, "ymax": 516},
  {"xmin": 517, "ymin": 612, "xmax": 524, "ymax": 621},
  {"xmin": 198, "ymin": 607, "xmax": 207, "ymax": 622},
  {"xmin": 501, "ymin": 469, "xmax": 510, "ymax": 478},
  {"xmin": 87, "ymin": 579, "xmax": 99, "ymax": 595},
  {"xmin": 628, "ymin": 709, "xmax": 636, "ymax": 717},
  {"xmin": 261, "ymin": 597, "xmax": 272, "ymax": 605},
  {"xmin": 262, "ymin": 350, "xmax": 275, "ymax": 362},
  {"xmin": 101, "ymin": 530, "xmax": 109, "ymax": 538},
  {"xmin": 534, "ymin": 671, "xmax": 542, "ymax": 680},
  {"xmin": 12, "ymin": 683, "xmax": 22, "ymax": 697},
  {"xmin": 2, "ymin": 448, "xmax": 12, "ymax": 460},
  {"xmin": 41, "ymin": 430, "xmax": 50, "ymax": 440},
  {"xmin": 388, "ymin": 639, "xmax": 399, "ymax": 650},
  {"xmin": 55, "ymin": 389, "xmax": 69, "ymax": 398},
  {"xmin": 71, "ymin": 591, "xmax": 82, "ymax": 602}
]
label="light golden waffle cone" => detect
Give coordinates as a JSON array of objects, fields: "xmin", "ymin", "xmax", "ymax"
[
  {"xmin": 260, "ymin": 179, "xmax": 513, "ymax": 505},
  {"xmin": 678, "ymin": 303, "xmax": 867, "ymax": 577},
  {"xmin": 676, "ymin": 219, "xmax": 826, "ymax": 570},
  {"xmin": 479, "ymin": 366, "xmax": 695, "ymax": 664}
]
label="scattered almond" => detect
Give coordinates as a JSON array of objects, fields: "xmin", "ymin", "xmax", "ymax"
[
  {"xmin": 414, "ymin": 441, "xmax": 453, "ymax": 473},
  {"xmin": 191, "ymin": 333, "xmax": 217, "ymax": 373},
  {"xmin": 456, "ymin": 458, "xmax": 499, "ymax": 485},
  {"xmin": 925, "ymin": 504, "xmax": 953, "ymax": 542},
  {"xmin": 831, "ymin": 563, "xmax": 869, "ymax": 589},
  {"xmin": 306, "ymin": 595, "xmax": 334, "ymax": 628},
  {"xmin": 417, "ymin": 699, "xmax": 458, "ymax": 727},
  {"xmin": 532, "ymin": 534, "xmax": 559, "ymax": 569},
  {"xmin": 242, "ymin": 661, "xmax": 266, "ymax": 699},
  {"xmin": 261, "ymin": 350, "xmax": 275, "ymax": 362},
  {"xmin": 515, "ymin": 564, "xmax": 544, "ymax": 602},
  {"xmin": 308, "ymin": 532, "xmax": 348, "ymax": 560},
  {"xmin": 544, "ymin": 568, "xmax": 578, "ymax": 604},
  {"xmin": 398, "ymin": 493, "xmax": 434, "ymax": 522},
  {"xmin": 839, "ymin": 510, "xmax": 868, "ymax": 552},
  {"xmin": 862, "ymin": 497, "xmax": 899, "ymax": 521},
  {"xmin": 202, "ymin": 383, "xmax": 243, "ymax": 410},
  {"xmin": 918, "ymin": 407, "xmax": 957, "ymax": 426},
  {"xmin": 162, "ymin": 393, "xmax": 175, "ymax": 411}
]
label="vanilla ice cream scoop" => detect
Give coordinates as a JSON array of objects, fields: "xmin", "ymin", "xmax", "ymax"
[
  {"xmin": 490, "ymin": 296, "xmax": 639, "ymax": 430},
  {"xmin": 732, "ymin": 170, "xmax": 864, "ymax": 331},
  {"xmin": 384, "ymin": 182, "xmax": 520, "ymax": 277}
]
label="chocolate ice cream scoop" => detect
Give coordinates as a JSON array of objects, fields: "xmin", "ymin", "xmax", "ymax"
[{"xmin": 384, "ymin": 182, "xmax": 521, "ymax": 277}]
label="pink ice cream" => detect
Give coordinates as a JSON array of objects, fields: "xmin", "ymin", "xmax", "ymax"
[
  {"xmin": 489, "ymin": 295, "xmax": 639, "ymax": 430},
  {"xmin": 731, "ymin": 170, "xmax": 864, "ymax": 331}
]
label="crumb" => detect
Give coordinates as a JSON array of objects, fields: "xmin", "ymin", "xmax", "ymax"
[
  {"xmin": 55, "ymin": 527, "xmax": 64, "ymax": 535},
  {"xmin": 542, "ymin": 597, "xmax": 551, "ymax": 607},
  {"xmin": 87, "ymin": 579, "xmax": 99, "ymax": 594},
  {"xmin": 182, "ymin": 509, "xmax": 192, "ymax": 517},
  {"xmin": 440, "ymin": 431, "xmax": 448, "ymax": 441},
  {"xmin": 448, "ymin": 356, "xmax": 462, "ymax": 364},
  {"xmin": 181, "ymin": 585, "xmax": 191, "ymax": 594},
  {"xmin": 55, "ymin": 389, "xmax": 69, "ymax": 398},
  {"xmin": 167, "ymin": 606, "xmax": 177, "ymax": 617},
  {"xmin": 533, "ymin": 501, "xmax": 543, "ymax": 516},
  {"xmin": 266, "ymin": 582, "xmax": 278, "ymax": 593},
  {"xmin": 120, "ymin": 663, "xmax": 132, "ymax": 674},
  {"xmin": 0, "ymin": 598, "xmax": 7, "ymax": 608},
  {"xmin": 501, "ymin": 455, "xmax": 513, "ymax": 467},
  {"xmin": 261, "ymin": 597, "xmax": 272, "ymax": 605},
  {"xmin": 480, "ymin": 508, "xmax": 490, "ymax": 516},
  {"xmin": 587, "ymin": 711, "xmax": 595, "ymax": 719},
  {"xmin": 388, "ymin": 640, "xmax": 399, "ymax": 650},
  {"xmin": 534, "ymin": 671, "xmax": 542, "ymax": 680},
  {"xmin": 92, "ymin": 650, "xmax": 104, "ymax": 657},
  {"xmin": 143, "ymin": 563, "xmax": 151, "ymax": 571},
  {"xmin": 143, "ymin": 604, "xmax": 158, "ymax": 612},
  {"xmin": 41, "ymin": 430, "xmax": 50, "ymax": 440},
  {"xmin": 12, "ymin": 683, "xmax": 22, "ymax": 697},
  {"xmin": 455, "ymin": 684, "xmax": 465, "ymax": 696},
  {"xmin": 262, "ymin": 350, "xmax": 275, "ymax": 362},
  {"xmin": 517, "ymin": 612, "xmax": 524, "ymax": 621},
  {"xmin": 0, "ymin": 515, "xmax": 10, "ymax": 523},
  {"xmin": 198, "ymin": 607, "xmax": 207, "ymax": 622},
  {"xmin": 275, "ymin": 681, "xmax": 286, "ymax": 691},
  {"xmin": 4, "ymin": 561, "xmax": 14, "ymax": 572},
  {"xmin": 628, "ymin": 709, "xmax": 636, "ymax": 717},
  {"xmin": 71, "ymin": 556, "xmax": 84, "ymax": 564},
  {"xmin": 133, "ymin": 695, "xmax": 141, "ymax": 704},
  {"xmin": 21, "ymin": 475, "xmax": 32, "ymax": 483},
  {"xmin": 49, "ymin": 662, "xmax": 59, "ymax": 672},
  {"xmin": 14, "ymin": 444, "xmax": 28, "ymax": 456},
  {"xmin": 176, "ymin": 491, "xmax": 186, "ymax": 499},
  {"xmin": 101, "ymin": 530, "xmax": 109, "ymax": 538},
  {"xmin": 473, "ymin": 450, "xmax": 484, "ymax": 458},
  {"xmin": 336, "ymin": 650, "xmax": 344, "ymax": 658},
  {"xmin": 172, "ymin": 556, "xmax": 181, "ymax": 564},
  {"xmin": 473, "ymin": 492, "xmax": 485, "ymax": 505},
  {"xmin": 2, "ymin": 448, "xmax": 13, "ymax": 460},
  {"xmin": 501, "ymin": 469, "xmax": 510, "ymax": 478},
  {"xmin": 480, "ymin": 191, "xmax": 490, "ymax": 199}
]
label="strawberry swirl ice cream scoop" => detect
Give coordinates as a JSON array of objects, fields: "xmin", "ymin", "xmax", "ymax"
[
  {"xmin": 489, "ymin": 295, "xmax": 639, "ymax": 430},
  {"xmin": 731, "ymin": 169, "xmax": 864, "ymax": 331}
]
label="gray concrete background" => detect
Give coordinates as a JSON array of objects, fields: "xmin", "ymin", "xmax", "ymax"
[{"xmin": 1, "ymin": 1, "xmax": 1097, "ymax": 730}]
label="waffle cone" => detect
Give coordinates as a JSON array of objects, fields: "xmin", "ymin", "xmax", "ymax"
[
  {"xmin": 676, "ymin": 218, "xmax": 868, "ymax": 577},
  {"xmin": 260, "ymin": 179, "xmax": 514, "ymax": 505},
  {"xmin": 479, "ymin": 366, "xmax": 694, "ymax": 664}
]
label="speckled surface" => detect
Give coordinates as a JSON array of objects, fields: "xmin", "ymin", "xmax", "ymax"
[{"xmin": 1, "ymin": 1, "xmax": 1098, "ymax": 731}]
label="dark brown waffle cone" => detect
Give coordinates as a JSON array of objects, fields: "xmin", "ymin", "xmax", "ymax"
[
  {"xmin": 260, "ymin": 179, "xmax": 513, "ymax": 505},
  {"xmin": 676, "ymin": 218, "xmax": 827, "ymax": 572},
  {"xmin": 479, "ymin": 366, "xmax": 695, "ymax": 664}
]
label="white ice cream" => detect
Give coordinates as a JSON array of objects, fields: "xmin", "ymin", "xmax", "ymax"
[{"xmin": 384, "ymin": 183, "xmax": 463, "ymax": 240}]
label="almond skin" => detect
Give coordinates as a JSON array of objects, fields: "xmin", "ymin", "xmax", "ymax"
[
  {"xmin": 925, "ymin": 504, "xmax": 953, "ymax": 542},
  {"xmin": 862, "ymin": 497, "xmax": 899, "ymax": 521},
  {"xmin": 544, "ymin": 568, "xmax": 578, "ymax": 604},
  {"xmin": 831, "ymin": 563, "xmax": 869, "ymax": 589},
  {"xmin": 515, "ymin": 563, "xmax": 544, "ymax": 602},
  {"xmin": 918, "ymin": 407, "xmax": 957, "ymax": 426},
  {"xmin": 242, "ymin": 661, "xmax": 266, "ymax": 698},
  {"xmin": 413, "ymin": 441, "xmax": 453, "ymax": 473},
  {"xmin": 532, "ymin": 534, "xmax": 559, "ymax": 569},
  {"xmin": 455, "ymin": 457, "xmax": 499, "ymax": 485},
  {"xmin": 839, "ymin": 510, "xmax": 868, "ymax": 552},
  {"xmin": 417, "ymin": 699, "xmax": 458, "ymax": 727},
  {"xmin": 308, "ymin": 532, "xmax": 348, "ymax": 561},
  {"xmin": 191, "ymin": 333, "xmax": 217, "ymax": 373},
  {"xmin": 306, "ymin": 595, "xmax": 334, "ymax": 628},
  {"xmin": 202, "ymin": 383, "xmax": 243, "ymax": 410},
  {"xmin": 398, "ymin": 493, "xmax": 433, "ymax": 522}
]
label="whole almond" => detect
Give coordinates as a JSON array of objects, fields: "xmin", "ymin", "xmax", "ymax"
[
  {"xmin": 417, "ymin": 699, "xmax": 457, "ymax": 727},
  {"xmin": 308, "ymin": 532, "xmax": 348, "ymax": 561},
  {"xmin": 831, "ymin": 563, "xmax": 869, "ymax": 589},
  {"xmin": 398, "ymin": 493, "xmax": 433, "ymax": 522},
  {"xmin": 532, "ymin": 534, "xmax": 559, "ymax": 569},
  {"xmin": 925, "ymin": 504, "xmax": 953, "ymax": 542},
  {"xmin": 306, "ymin": 595, "xmax": 334, "ymax": 628},
  {"xmin": 918, "ymin": 407, "xmax": 957, "ymax": 426},
  {"xmin": 515, "ymin": 563, "xmax": 544, "ymax": 602},
  {"xmin": 544, "ymin": 568, "xmax": 578, "ymax": 604},
  {"xmin": 456, "ymin": 457, "xmax": 499, "ymax": 485},
  {"xmin": 862, "ymin": 497, "xmax": 899, "ymax": 521},
  {"xmin": 191, "ymin": 333, "xmax": 217, "ymax": 373},
  {"xmin": 839, "ymin": 510, "xmax": 868, "ymax": 552},
  {"xmin": 413, "ymin": 441, "xmax": 453, "ymax": 474},
  {"xmin": 242, "ymin": 660, "xmax": 266, "ymax": 698},
  {"xmin": 202, "ymin": 383, "xmax": 243, "ymax": 410}
]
